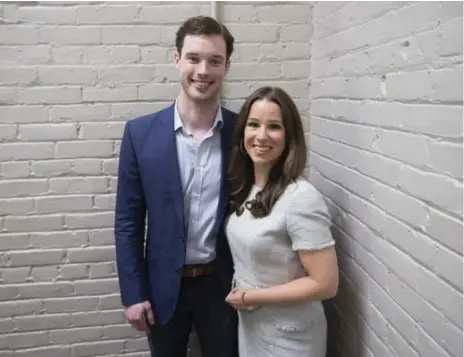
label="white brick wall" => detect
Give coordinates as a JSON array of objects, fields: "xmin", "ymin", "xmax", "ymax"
[
  {"xmin": 0, "ymin": 2, "xmax": 311, "ymax": 356},
  {"xmin": 310, "ymin": 2, "xmax": 463, "ymax": 357}
]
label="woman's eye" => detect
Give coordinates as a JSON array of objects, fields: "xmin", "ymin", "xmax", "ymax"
[{"xmin": 247, "ymin": 122, "xmax": 259, "ymax": 127}]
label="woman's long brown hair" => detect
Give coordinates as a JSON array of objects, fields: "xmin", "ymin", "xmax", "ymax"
[{"xmin": 228, "ymin": 86, "xmax": 307, "ymax": 218}]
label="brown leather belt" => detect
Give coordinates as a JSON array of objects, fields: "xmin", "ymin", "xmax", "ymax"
[{"xmin": 182, "ymin": 262, "xmax": 215, "ymax": 278}]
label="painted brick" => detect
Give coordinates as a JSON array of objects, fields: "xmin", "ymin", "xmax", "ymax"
[
  {"xmin": 101, "ymin": 26, "xmax": 163, "ymax": 45},
  {"xmin": 18, "ymin": 123, "xmax": 78, "ymax": 141},
  {"xmin": 0, "ymin": 331, "xmax": 48, "ymax": 349},
  {"xmin": 99, "ymin": 65, "xmax": 157, "ymax": 85},
  {"xmin": 280, "ymin": 24, "xmax": 312, "ymax": 42},
  {"xmin": 5, "ymin": 5, "xmax": 77, "ymax": 24},
  {"xmin": 311, "ymin": 3, "xmax": 463, "ymax": 357},
  {"xmin": 0, "ymin": 198, "xmax": 35, "ymax": 216},
  {"xmin": 15, "ymin": 313, "xmax": 71, "ymax": 332},
  {"xmin": 71, "ymin": 310, "xmax": 125, "ymax": 327},
  {"xmin": 0, "ymin": 162, "xmax": 30, "ymax": 179},
  {"xmin": 65, "ymin": 212, "xmax": 114, "ymax": 229},
  {"xmin": 76, "ymin": 5, "xmax": 140, "ymax": 24},
  {"xmin": 0, "ymin": 179, "xmax": 48, "ymax": 199},
  {"xmin": 14, "ymin": 346, "xmax": 71, "ymax": 357},
  {"xmin": 0, "ymin": 46, "xmax": 51, "ymax": 65},
  {"xmin": 78, "ymin": 122, "xmax": 126, "ymax": 140},
  {"xmin": 228, "ymin": 63, "xmax": 282, "ymax": 80},
  {"xmin": 225, "ymin": 24, "xmax": 280, "ymax": 43},
  {"xmin": 43, "ymin": 297, "xmax": 98, "ymax": 314},
  {"xmin": 35, "ymin": 195, "xmax": 94, "ymax": 214},
  {"xmin": 18, "ymin": 282, "xmax": 75, "ymax": 299},
  {"xmin": 82, "ymin": 46, "xmax": 141, "ymax": 64},
  {"xmin": 31, "ymin": 160, "xmax": 72, "ymax": 177},
  {"xmin": 255, "ymin": 5, "xmax": 311, "ymax": 23},
  {"xmin": 220, "ymin": 5, "xmax": 255, "ymax": 23},
  {"xmin": 8, "ymin": 249, "xmax": 66, "ymax": 266},
  {"xmin": 89, "ymin": 229, "xmax": 115, "ymax": 246},
  {"xmin": 0, "ymin": 268, "xmax": 30, "ymax": 284},
  {"xmin": 49, "ymin": 104, "xmax": 111, "ymax": 122},
  {"xmin": 83, "ymin": 85, "xmax": 138, "ymax": 102},
  {"xmin": 0, "ymin": 26, "xmax": 40, "ymax": 45},
  {"xmin": 0, "ymin": 106, "xmax": 49, "ymax": 124},
  {"xmin": 2, "ymin": 2, "xmax": 459, "ymax": 357},
  {"xmin": 110, "ymin": 102, "xmax": 172, "ymax": 120},
  {"xmin": 0, "ymin": 67, "xmax": 37, "ymax": 86},
  {"xmin": 0, "ymin": 143, "xmax": 53, "ymax": 161},
  {"xmin": 139, "ymin": 5, "xmax": 208, "ymax": 24},
  {"xmin": 37, "ymin": 66, "xmax": 98, "ymax": 85},
  {"xmin": 30, "ymin": 266, "xmax": 59, "ymax": 282},
  {"xmin": 141, "ymin": 46, "xmax": 171, "ymax": 63},
  {"xmin": 60, "ymin": 264, "xmax": 88, "ymax": 281},
  {"xmin": 49, "ymin": 326, "xmax": 102, "ymax": 344},
  {"xmin": 67, "ymin": 246, "xmax": 116, "ymax": 264},
  {"xmin": 49, "ymin": 177, "xmax": 108, "ymax": 195},
  {"xmin": 40, "ymin": 26, "xmax": 101, "ymax": 45},
  {"xmin": 0, "ymin": 300, "xmax": 42, "ymax": 317},
  {"xmin": 0, "ymin": 124, "xmax": 17, "ymax": 141},
  {"xmin": 55, "ymin": 141, "xmax": 114, "ymax": 158},
  {"xmin": 72, "ymin": 159, "xmax": 103, "ymax": 175},
  {"xmin": 313, "ymin": 2, "xmax": 407, "ymax": 39},
  {"xmin": 17, "ymin": 86, "xmax": 82, "ymax": 105},
  {"xmin": 29, "ymin": 231, "xmax": 88, "ymax": 249}
]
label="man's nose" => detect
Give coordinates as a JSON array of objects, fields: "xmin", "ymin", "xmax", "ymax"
[{"xmin": 196, "ymin": 60, "xmax": 208, "ymax": 75}]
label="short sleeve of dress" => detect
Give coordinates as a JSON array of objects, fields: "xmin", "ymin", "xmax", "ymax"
[{"xmin": 285, "ymin": 184, "xmax": 335, "ymax": 251}]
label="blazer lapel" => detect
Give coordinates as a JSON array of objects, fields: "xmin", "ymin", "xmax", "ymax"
[
  {"xmin": 214, "ymin": 108, "xmax": 234, "ymax": 232},
  {"xmin": 157, "ymin": 105, "xmax": 184, "ymax": 230}
]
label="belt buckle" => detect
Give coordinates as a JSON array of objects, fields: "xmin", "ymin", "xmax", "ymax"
[{"xmin": 191, "ymin": 267, "xmax": 199, "ymax": 278}]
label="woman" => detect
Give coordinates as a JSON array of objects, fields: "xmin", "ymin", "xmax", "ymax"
[{"xmin": 225, "ymin": 86, "xmax": 339, "ymax": 357}]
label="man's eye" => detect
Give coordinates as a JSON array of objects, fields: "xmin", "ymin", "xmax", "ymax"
[{"xmin": 187, "ymin": 57, "xmax": 198, "ymax": 63}]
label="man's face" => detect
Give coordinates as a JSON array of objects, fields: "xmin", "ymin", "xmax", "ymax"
[{"xmin": 175, "ymin": 34, "xmax": 229, "ymax": 103}]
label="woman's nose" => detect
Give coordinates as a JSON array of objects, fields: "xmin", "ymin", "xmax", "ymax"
[{"xmin": 256, "ymin": 127, "xmax": 268, "ymax": 140}]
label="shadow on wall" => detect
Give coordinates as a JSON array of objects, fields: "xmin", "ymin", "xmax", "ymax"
[{"xmin": 324, "ymin": 226, "xmax": 365, "ymax": 357}]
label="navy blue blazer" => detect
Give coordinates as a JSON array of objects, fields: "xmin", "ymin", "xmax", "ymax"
[{"xmin": 114, "ymin": 104, "xmax": 237, "ymax": 325}]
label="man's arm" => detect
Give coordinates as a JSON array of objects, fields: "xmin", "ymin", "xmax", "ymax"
[{"xmin": 114, "ymin": 121, "xmax": 149, "ymax": 307}]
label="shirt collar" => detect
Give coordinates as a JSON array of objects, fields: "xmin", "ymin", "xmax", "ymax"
[{"xmin": 174, "ymin": 97, "xmax": 223, "ymax": 133}]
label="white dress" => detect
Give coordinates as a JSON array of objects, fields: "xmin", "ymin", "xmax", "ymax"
[{"xmin": 225, "ymin": 177, "xmax": 335, "ymax": 357}]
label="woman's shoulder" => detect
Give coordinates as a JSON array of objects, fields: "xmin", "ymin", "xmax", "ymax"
[{"xmin": 284, "ymin": 176, "xmax": 322, "ymax": 200}]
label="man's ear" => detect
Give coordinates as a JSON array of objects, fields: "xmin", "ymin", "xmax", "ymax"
[
  {"xmin": 225, "ymin": 59, "xmax": 231, "ymax": 73},
  {"xmin": 175, "ymin": 52, "xmax": 181, "ymax": 70}
]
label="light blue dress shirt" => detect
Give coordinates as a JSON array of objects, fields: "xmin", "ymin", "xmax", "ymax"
[{"xmin": 174, "ymin": 100, "xmax": 223, "ymax": 265}]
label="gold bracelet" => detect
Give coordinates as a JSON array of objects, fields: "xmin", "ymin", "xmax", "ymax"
[{"xmin": 242, "ymin": 291, "xmax": 255, "ymax": 311}]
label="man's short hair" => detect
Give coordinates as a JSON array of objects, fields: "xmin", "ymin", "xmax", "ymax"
[{"xmin": 175, "ymin": 16, "xmax": 235, "ymax": 62}]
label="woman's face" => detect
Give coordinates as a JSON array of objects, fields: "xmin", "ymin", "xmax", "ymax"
[{"xmin": 243, "ymin": 99, "xmax": 286, "ymax": 170}]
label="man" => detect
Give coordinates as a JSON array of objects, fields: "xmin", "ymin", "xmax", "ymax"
[{"xmin": 114, "ymin": 16, "xmax": 238, "ymax": 357}]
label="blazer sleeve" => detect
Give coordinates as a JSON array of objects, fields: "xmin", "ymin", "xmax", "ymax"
[{"xmin": 114, "ymin": 120, "xmax": 149, "ymax": 307}]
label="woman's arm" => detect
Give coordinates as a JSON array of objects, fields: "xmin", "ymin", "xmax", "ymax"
[{"xmin": 243, "ymin": 246, "xmax": 339, "ymax": 306}]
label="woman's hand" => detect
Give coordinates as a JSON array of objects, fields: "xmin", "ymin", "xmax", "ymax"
[{"xmin": 225, "ymin": 286, "xmax": 258, "ymax": 311}]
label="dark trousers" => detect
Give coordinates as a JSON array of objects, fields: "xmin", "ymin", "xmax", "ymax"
[{"xmin": 149, "ymin": 272, "xmax": 238, "ymax": 357}]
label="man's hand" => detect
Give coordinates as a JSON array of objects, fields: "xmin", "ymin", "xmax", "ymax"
[{"xmin": 125, "ymin": 301, "xmax": 155, "ymax": 331}]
